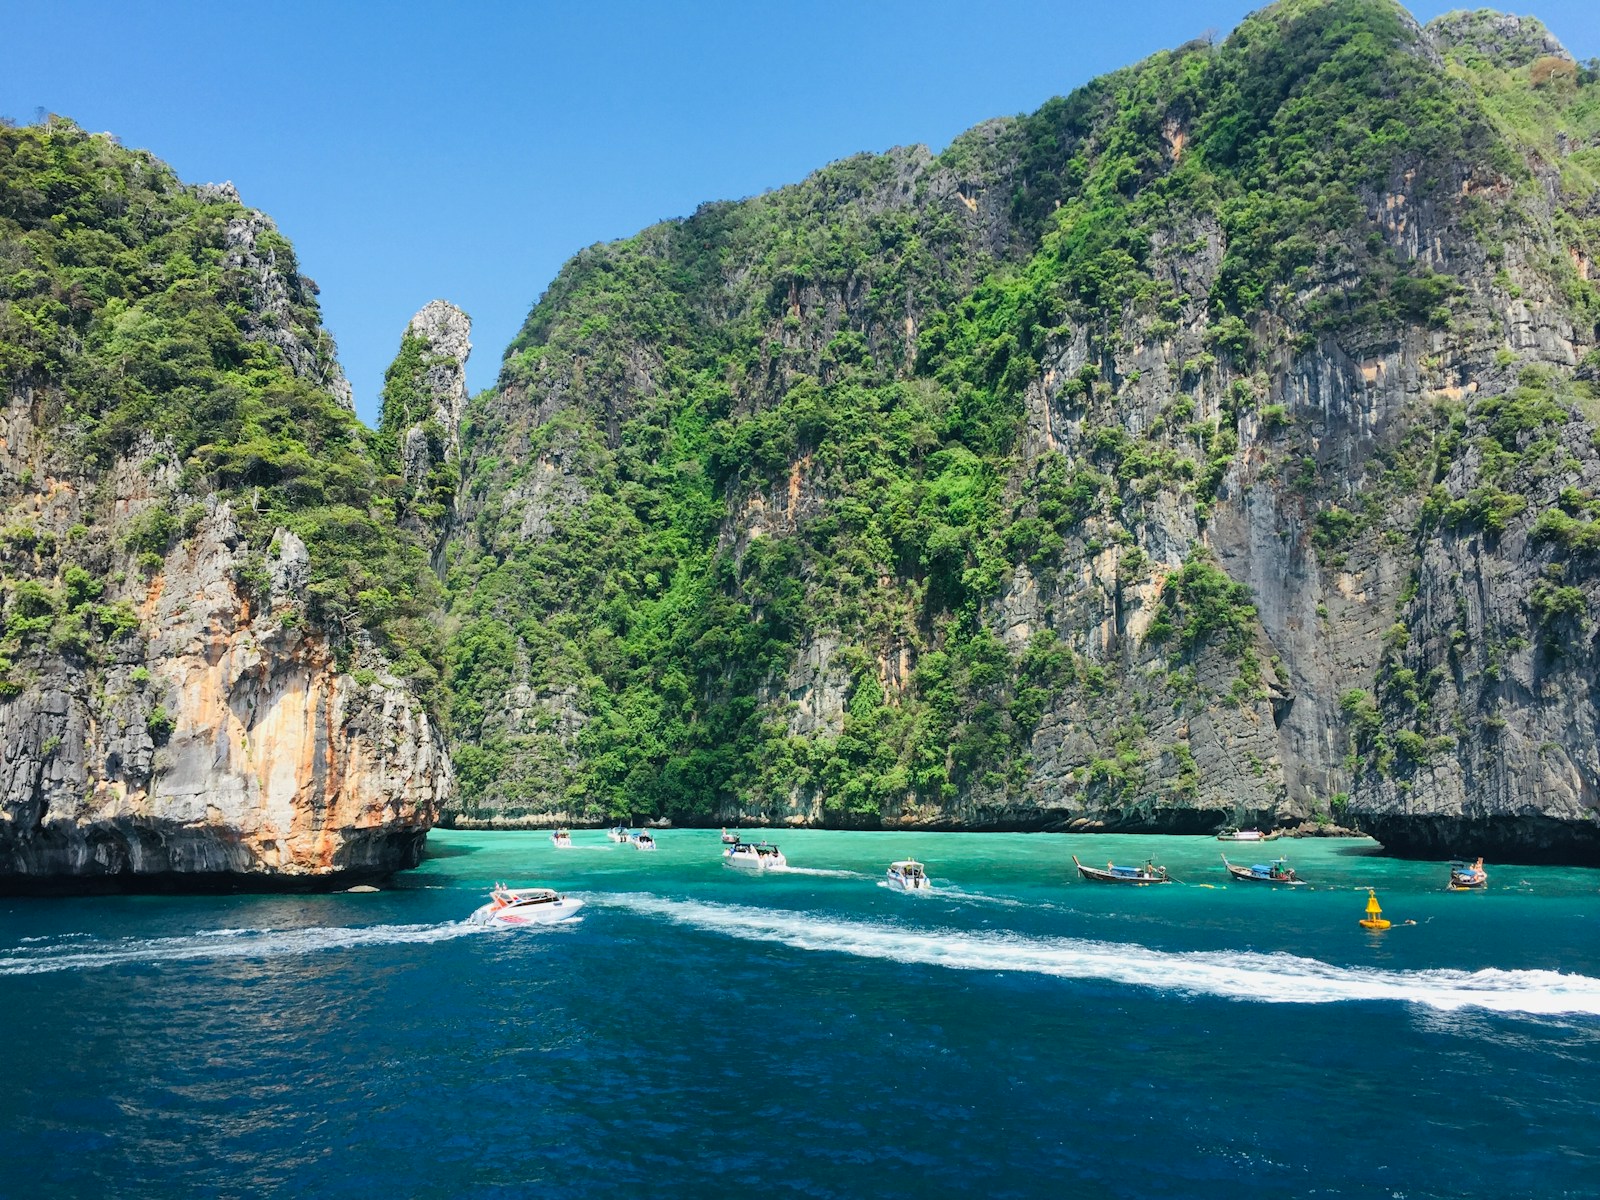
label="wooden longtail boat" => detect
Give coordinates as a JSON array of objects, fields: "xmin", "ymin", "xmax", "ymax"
[
  {"xmin": 1221, "ymin": 855, "xmax": 1306, "ymax": 885},
  {"xmin": 1072, "ymin": 855, "xmax": 1171, "ymax": 885},
  {"xmin": 1447, "ymin": 858, "xmax": 1487, "ymax": 890}
]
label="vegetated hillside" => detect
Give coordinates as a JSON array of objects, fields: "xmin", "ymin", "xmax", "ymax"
[
  {"xmin": 0, "ymin": 119, "xmax": 450, "ymax": 886},
  {"xmin": 442, "ymin": 0, "xmax": 1600, "ymax": 860}
]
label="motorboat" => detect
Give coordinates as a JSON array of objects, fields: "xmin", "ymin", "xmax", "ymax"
[
  {"xmin": 606, "ymin": 825, "xmax": 630, "ymax": 843},
  {"xmin": 1222, "ymin": 854, "xmax": 1305, "ymax": 885},
  {"xmin": 1072, "ymin": 855, "xmax": 1170, "ymax": 885},
  {"xmin": 720, "ymin": 828, "xmax": 740, "ymax": 844},
  {"xmin": 550, "ymin": 829, "xmax": 572, "ymax": 848},
  {"xmin": 886, "ymin": 859, "xmax": 931, "ymax": 891},
  {"xmin": 724, "ymin": 841, "xmax": 786, "ymax": 869},
  {"xmin": 1216, "ymin": 827, "xmax": 1267, "ymax": 842},
  {"xmin": 1448, "ymin": 857, "xmax": 1487, "ymax": 890},
  {"xmin": 468, "ymin": 884, "xmax": 584, "ymax": 927},
  {"xmin": 632, "ymin": 831, "xmax": 658, "ymax": 851}
]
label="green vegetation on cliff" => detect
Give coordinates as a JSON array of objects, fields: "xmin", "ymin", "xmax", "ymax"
[
  {"xmin": 0, "ymin": 119, "xmax": 443, "ymax": 696},
  {"xmin": 443, "ymin": 0, "xmax": 1600, "ymax": 826}
]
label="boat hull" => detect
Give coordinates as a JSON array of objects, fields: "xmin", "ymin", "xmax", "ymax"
[
  {"xmin": 724, "ymin": 851, "xmax": 785, "ymax": 869},
  {"xmin": 469, "ymin": 896, "xmax": 584, "ymax": 927},
  {"xmin": 1072, "ymin": 855, "xmax": 1169, "ymax": 885},
  {"xmin": 1221, "ymin": 857, "xmax": 1304, "ymax": 885},
  {"xmin": 886, "ymin": 873, "xmax": 930, "ymax": 891}
]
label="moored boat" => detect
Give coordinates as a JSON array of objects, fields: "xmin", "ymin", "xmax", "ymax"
[
  {"xmin": 633, "ymin": 831, "xmax": 658, "ymax": 851},
  {"xmin": 468, "ymin": 884, "xmax": 584, "ymax": 927},
  {"xmin": 550, "ymin": 829, "xmax": 572, "ymax": 848},
  {"xmin": 1216, "ymin": 827, "xmax": 1267, "ymax": 842},
  {"xmin": 724, "ymin": 841, "xmax": 786, "ymax": 869},
  {"xmin": 886, "ymin": 859, "xmax": 930, "ymax": 891},
  {"xmin": 606, "ymin": 825, "xmax": 630, "ymax": 843},
  {"xmin": 1221, "ymin": 855, "xmax": 1305, "ymax": 885},
  {"xmin": 1448, "ymin": 857, "xmax": 1487, "ymax": 890},
  {"xmin": 1072, "ymin": 855, "xmax": 1170, "ymax": 885}
]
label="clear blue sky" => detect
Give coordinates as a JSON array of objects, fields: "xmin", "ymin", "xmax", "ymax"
[{"xmin": 4, "ymin": 1, "xmax": 1596, "ymax": 425}]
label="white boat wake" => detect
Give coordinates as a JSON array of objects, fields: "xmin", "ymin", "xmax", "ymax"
[
  {"xmin": 599, "ymin": 894, "xmax": 1600, "ymax": 1017},
  {"xmin": 0, "ymin": 920, "xmax": 490, "ymax": 976},
  {"xmin": 769, "ymin": 866, "xmax": 866, "ymax": 878},
  {"xmin": 929, "ymin": 886, "xmax": 1030, "ymax": 908}
]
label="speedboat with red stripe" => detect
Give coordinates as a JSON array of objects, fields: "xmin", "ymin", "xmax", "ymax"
[{"xmin": 469, "ymin": 884, "xmax": 584, "ymax": 926}]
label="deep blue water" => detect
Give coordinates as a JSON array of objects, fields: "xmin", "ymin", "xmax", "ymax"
[{"xmin": 2, "ymin": 831, "xmax": 1598, "ymax": 1199}]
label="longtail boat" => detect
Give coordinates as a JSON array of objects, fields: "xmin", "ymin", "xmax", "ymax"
[
  {"xmin": 1072, "ymin": 855, "xmax": 1170, "ymax": 885},
  {"xmin": 1221, "ymin": 855, "xmax": 1306, "ymax": 885},
  {"xmin": 1448, "ymin": 858, "xmax": 1487, "ymax": 890}
]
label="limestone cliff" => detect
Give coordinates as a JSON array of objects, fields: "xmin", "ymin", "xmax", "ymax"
[
  {"xmin": 438, "ymin": 0, "xmax": 1600, "ymax": 862},
  {"xmin": 0, "ymin": 122, "xmax": 450, "ymax": 889}
]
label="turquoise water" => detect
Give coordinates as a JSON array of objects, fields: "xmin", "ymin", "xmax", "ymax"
[{"xmin": 2, "ymin": 830, "xmax": 1598, "ymax": 1198}]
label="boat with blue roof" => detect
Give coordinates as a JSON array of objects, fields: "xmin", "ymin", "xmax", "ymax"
[
  {"xmin": 1221, "ymin": 854, "xmax": 1305, "ymax": 885},
  {"xmin": 1072, "ymin": 855, "xmax": 1170, "ymax": 885}
]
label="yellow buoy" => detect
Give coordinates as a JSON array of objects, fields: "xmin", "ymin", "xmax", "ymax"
[{"xmin": 1359, "ymin": 888, "xmax": 1392, "ymax": 931}]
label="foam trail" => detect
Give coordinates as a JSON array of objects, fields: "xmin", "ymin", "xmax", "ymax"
[
  {"xmin": 932, "ymin": 886, "xmax": 1028, "ymax": 908},
  {"xmin": 770, "ymin": 866, "xmax": 865, "ymax": 878},
  {"xmin": 0, "ymin": 921, "xmax": 489, "ymax": 977},
  {"xmin": 600, "ymin": 894, "xmax": 1600, "ymax": 1017}
]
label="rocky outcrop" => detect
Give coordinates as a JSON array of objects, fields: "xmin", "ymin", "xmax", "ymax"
[
  {"xmin": 396, "ymin": 300, "xmax": 471, "ymax": 487},
  {"xmin": 219, "ymin": 201, "xmax": 354, "ymax": 408},
  {"xmin": 0, "ymin": 384, "xmax": 450, "ymax": 890},
  {"xmin": 0, "ymin": 115, "xmax": 454, "ymax": 892},
  {"xmin": 1424, "ymin": 11, "xmax": 1569, "ymax": 68},
  {"xmin": 0, "ymin": 391, "xmax": 450, "ymax": 889}
]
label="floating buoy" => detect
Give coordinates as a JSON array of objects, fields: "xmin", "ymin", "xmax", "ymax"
[{"xmin": 1359, "ymin": 888, "xmax": 1391, "ymax": 931}]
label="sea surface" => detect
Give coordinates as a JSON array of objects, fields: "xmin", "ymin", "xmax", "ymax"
[{"xmin": 2, "ymin": 830, "xmax": 1598, "ymax": 1199}]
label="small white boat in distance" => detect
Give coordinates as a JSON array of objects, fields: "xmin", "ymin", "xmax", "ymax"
[
  {"xmin": 469, "ymin": 884, "xmax": 584, "ymax": 927},
  {"xmin": 1216, "ymin": 827, "xmax": 1266, "ymax": 842},
  {"xmin": 633, "ymin": 831, "xmax": 658, "ymax": 851},
  {"xmin": 724, "ymin": 841, "xmax": 786, "ymax": 869},
  {"xmin": 606, "ymin": 825, "xmax": 630, "ymax": 843},
  {"xmin": 886, "ymin": 859, "xmax": 930, "ymax": 891},
  {"xmin": 550, "ymin": 829, "xmax": 573, "ymax": 848},
  {"xmin": 720, "ymin": 828, "xmax": 740, "ymax": 844}
]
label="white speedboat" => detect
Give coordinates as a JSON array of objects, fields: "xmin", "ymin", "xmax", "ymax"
[
  {"xmin": 633, "ymin": 831, "xmax": 658, "ymax": 851},
  {"xmin": 1216, "ymin": 827, "xmax": 1266, "ymax": 842},
  {"xmin": 723, "ymin": 841, "xmax": 786, "ymax": 869},
  {"xmin": 468, "ymin": 884, "xmax": 584, "ymax": 927},
  {"xmin": 550, "ymin": 829, "xmax": 573, "ymax": 848},
  {"xmin": 606, "ymin": 825, "xmax": 630, "ymax": 843},
  {"xmin": 886, "ymin": 859, "xmax": 930, "ymax": 891},
  {"xmin": 720, "ymin": 828, "xmax": 740, "ymax": 844}
]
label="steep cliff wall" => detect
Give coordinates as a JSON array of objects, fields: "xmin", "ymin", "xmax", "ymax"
[
  {"xmin": 439, "ymin": 0, "xmax": 1600, "ymax": 862},
  {"xmin": 0, "ymin": 122, "xmax": 450, "ymax": 889}
]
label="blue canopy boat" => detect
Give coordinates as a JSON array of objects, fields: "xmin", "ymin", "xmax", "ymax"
[
  {"xmin": 1221, "ymin": 855, "xmax": 1306, "ymax": 885},
  {"xmin": 1072, "ymin": 855, "xmax": 1170, "ymax": 885}
]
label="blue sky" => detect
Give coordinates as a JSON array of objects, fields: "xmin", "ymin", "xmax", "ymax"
[{"xmin": 4, "ymin": 1, "xmax": 1596, "ymax": 425}]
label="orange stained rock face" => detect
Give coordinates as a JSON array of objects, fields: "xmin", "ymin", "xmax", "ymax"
[{"xmin": 137, "ymin": 520, "xmax": 444, "ymax": 876}]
